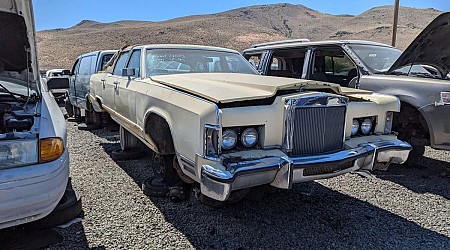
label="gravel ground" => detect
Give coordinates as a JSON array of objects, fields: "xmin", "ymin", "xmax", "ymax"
[{"xmin": 2, "ymin": 119, "xmax": 449, "ymax": 249}]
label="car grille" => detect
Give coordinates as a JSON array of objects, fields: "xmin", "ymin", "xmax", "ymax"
[
  {"xmin": 291, "ymin": 106, "xmax": 346, "ymax": 155},
  {"xmin": 302, "ymin": 161, "xmax": 354, "ymax": 176}
]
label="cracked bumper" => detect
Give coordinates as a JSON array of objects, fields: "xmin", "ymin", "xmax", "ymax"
[{"xmin": 199, "ymin": 139, "xmax": 411, "ymax": 201}]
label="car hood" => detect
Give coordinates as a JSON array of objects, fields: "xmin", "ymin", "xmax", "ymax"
[
  {"xmin": 387, "ymin": 12, "xmax": 450, "ymax": 76},
  {"xmin": 151, "ymin": 73, "xmax": 371, "ymax": 104},
  {"xmin": 0, "ymin": 0, "xmax": 39, "ymax": 89}
]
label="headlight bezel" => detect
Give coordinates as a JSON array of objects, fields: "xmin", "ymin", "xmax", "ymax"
[{"xmin": 351, "ymin": 116, "xmax": 377, "ymax": 137}]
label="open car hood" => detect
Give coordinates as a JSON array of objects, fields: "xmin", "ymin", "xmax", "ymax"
[
  {"xmin": 0, "ymin": 0, "xmax": 39, "ymax": 89},
  {"xmin": 387, "ymin": 12, "xmax": 450, "ymax": 76}
]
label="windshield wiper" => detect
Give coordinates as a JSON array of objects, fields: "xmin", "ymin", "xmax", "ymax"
[{"xmin": 0, "ymin": 82, "xmax": 28, "ymax": 101}]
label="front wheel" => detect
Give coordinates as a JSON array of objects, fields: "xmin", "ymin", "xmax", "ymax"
[{"xmin": 151, "ymin": 154, "xmax": 179, "ymax": 185}]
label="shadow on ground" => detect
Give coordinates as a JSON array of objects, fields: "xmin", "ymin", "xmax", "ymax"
[
  {"xmin": 376, "ymin": 156, "xmax": 450, "ymax": 199},
  {"xmin": 101, "ymin": 138, "xmax": 450, "ymax": 249}
]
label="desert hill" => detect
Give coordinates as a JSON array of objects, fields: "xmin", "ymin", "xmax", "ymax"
[{"xmin": 36, "ymin": 3, "xmax": 443, "ymax": 69}]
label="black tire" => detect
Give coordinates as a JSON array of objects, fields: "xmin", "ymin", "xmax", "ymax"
[
  {"xmin": 31, "ymin": 188, "xmax": 82, "ymax": 229},
  {"xmin": 64, "ymin": 98, "xmax": 74, "ymax": 118},
  {"xmin": 408, "ymin": 145, "xmax": 426, "ymax": 159},
  {"xmin": 73, "ymin": 107, "xmax": 81, "ymax": 118},
  {"xmin": 111, "ymin": 148, "xmax": 145, "ymax": 161},
  {"xmin": 151, "ymin": 154, "xmax": 179, "ymax": 184},
  {"xmin": 120, "ymin": 126, "xmax": 139, "ymax": 151},
  {"xmin": 85, "ymin": 108, "xmax": 93, "ymax": 125},
  {"xmin": 142, "ymin": 177, "xmax": 170, "ymax": 198}
]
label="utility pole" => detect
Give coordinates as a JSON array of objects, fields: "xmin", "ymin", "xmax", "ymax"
[{"xmin": 391, "ymin": 0, "xmax": 400, "ymax": 47}]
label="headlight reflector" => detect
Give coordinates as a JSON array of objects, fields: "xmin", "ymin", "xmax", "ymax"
[
  {"xmin": 351, "ymin": 119, "xmax": 359, "ymax": 136},
  {"xmin": 360, "ymin": 118, "xmax": 373, "ymax": 135},
  {"xmin": 241, "ymin": 128, "xmax": 258, "ymax": 147},
  {"xmin": 40, "ymin": 138, "xmax": 64, "ymax": 163},
  {"xmin": 222, "ymin": 129, "xmax": 237, "ymax": 150},
  {"xmin": 0, "ymin": 139, "xmax": 38, "ymax": 169}
]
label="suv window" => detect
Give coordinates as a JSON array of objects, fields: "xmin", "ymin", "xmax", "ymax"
[
  {"xmin": 312, "ymin": 48, "xmax": 357, "ymax": 87},
  {"xmin": 113, "ymin": 51, "xmax": 130, "ymax": 76},
  {"xmin": 126, "ymin": 50, "xmax": 141, "ymax": 77},
  {"xmin": 268, "ymin": 49, "xmax": 306, "ymax": 78}
]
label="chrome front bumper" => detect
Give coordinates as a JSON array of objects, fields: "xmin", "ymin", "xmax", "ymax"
[{"xmin": 199, "ymin": 139, "xmax": 411, "ymax": 201}]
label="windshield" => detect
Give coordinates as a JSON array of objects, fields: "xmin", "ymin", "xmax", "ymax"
[
  {"xmin": 348, "ymin": 44, "xmax": 402, "ymax": 73},
  {"xmin": 145, "ymin": 49, "xmax": 259, "ymax": 77}
]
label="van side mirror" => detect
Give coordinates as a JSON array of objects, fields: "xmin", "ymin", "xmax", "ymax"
[
  {"xmin": 122, "ymin": 68, "xmax": 135, "ymax": 77},
  {"xmin": 47, "ymin": 77, "xmax": 70, "ymax": 90}
]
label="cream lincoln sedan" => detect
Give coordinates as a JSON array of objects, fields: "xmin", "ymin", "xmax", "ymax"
[{"xmin": 89, "ymin": 44, "xmax": 411, "ymax": 202}]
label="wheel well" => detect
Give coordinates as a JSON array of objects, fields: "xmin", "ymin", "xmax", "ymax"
[
  {"xmin": 394, "ymin": 101, "xmax": 430, "ymax": 142},
  {"xmin": 144, "ymin": 113, "xmax": 175, "ymax": 155}
]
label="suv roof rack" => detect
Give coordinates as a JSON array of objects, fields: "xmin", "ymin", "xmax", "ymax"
[{"xmin": 249, "ymin": 39, "xmax": 311, "ymax": 49}]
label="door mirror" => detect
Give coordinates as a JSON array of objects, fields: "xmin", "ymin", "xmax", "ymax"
[
  {"xmin": 47, "ymin": 77, "xmax": 70, "ymax": 90},
  {"xmin": 122, "ymin": 68, "xmax": 135, "ymax": 77}
]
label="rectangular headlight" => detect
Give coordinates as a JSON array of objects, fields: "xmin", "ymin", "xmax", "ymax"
[{"xmin": 0, "ymin": 139, "xmax": 38, "ymax": 170}]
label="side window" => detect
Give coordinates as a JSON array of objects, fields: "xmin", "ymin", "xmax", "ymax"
[
  {"xmin": 71, "ymin": 58, "xmax": 80, "ymax": 75},
  {"xmin": 78, "ymin": 56, "xmax": 92, "ymax": 76},
  {"xmin": 100, "ymin": 54, "xmax": 113, "ymax": 71},
  {"xmin": 126, "ymin": 50, "xmax": 141, "ymax": 77},
  {"xmin": 271, "ymin": 58, "xmax": 280, "ymax": 70},
  {"xmin": 248, "ymin": 54, "xmax": 261, "ymax": 69},
  {"xmin": 312, "ymin": 48, "xmax": 357, "ymax": 86},
  {"xmin": 112, "ymin": 51, "xmax": 130, "ymax": 76},
  {"xmin": 269, "ymin": 49, "xmax": 306, "ymax": 78}
]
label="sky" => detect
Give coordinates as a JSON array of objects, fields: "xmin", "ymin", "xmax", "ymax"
[{"xmin": 34, "ymin": 0, "xmax": 450, "ymax": 31}]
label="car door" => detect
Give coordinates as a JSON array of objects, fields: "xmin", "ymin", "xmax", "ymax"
[
  {"xmin": 69, "ymin": 58, "xmax": 80, "ymax": 105},
  {"xmin": 307, "ymin": 46, "xmax": 358, "ymax": 87},
  {"xmin": 115, "ymin": 49, "xmax": 141, "ymax": 122},
  {"xmin": 77, "ymin": 55, "xmax": 95, "ymax": 109},
  {"xmin": 102, "ymin": 51, "xmax": 130, "ymax": 113}
]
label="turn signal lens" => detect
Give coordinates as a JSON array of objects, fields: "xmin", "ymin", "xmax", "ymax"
[{"xmin": 40, "ymin": 138, "xmax": 64, "ymax": 163}]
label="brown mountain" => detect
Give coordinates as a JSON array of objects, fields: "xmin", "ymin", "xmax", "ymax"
[{"xmin": 36, "ymin": 3, "xmax": 443, "ymax": 69}]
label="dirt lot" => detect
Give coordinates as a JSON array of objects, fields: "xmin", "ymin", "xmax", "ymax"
[{"xmin": 1, "ymin": 119, "xmax": 449, "ymax": 249}]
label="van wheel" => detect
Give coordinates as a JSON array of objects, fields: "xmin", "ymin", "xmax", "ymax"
[{"xmin": 64, "ymin": 98, "xmax": 73, "ymax": 117}]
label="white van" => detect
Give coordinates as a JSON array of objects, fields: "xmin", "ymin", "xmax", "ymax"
[{"xmin": 0, "ymin": 0, "xmax": 80, "ymax": 229}]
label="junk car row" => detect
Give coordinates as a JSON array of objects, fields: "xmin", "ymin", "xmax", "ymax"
[{"xmin": 1, "ymin": 0, "xmax": 448, "ymax": 230}]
